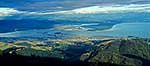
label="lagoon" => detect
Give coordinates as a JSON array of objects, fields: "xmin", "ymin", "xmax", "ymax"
[{"xmin": 0, "ymin": 22, "xmax": 150, "ymax": 38}]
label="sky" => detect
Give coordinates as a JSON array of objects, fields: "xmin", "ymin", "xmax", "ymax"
[
  {"xmin": 0, "ymin": 0, "xmax": 150, "ymax": 20},
  {"xmin": 0, "ymin": 0, "xmax": 150, "ymax": 12}
]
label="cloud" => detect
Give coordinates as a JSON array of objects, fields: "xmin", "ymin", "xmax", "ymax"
[
  {"xmin": 1, "ymin": 4, "xmax": 150, "ymax": 15},
  {"xmin": 0, "ymin": 4, "xmax": 150, "ymax": 19},
  {"xmin": 0, "ymin": 8, "xmax": 23, "ymax": 16},
  {"xmin": 44, "ymin": 4, "xmax": 150, "ymax": 14}
]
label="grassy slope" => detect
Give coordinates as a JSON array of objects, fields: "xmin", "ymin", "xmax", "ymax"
[{"xmin": 81, "ymin": 38, "xmax": 150, "ymax": 66}]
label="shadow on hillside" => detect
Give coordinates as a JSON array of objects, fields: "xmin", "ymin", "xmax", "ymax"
[
  {"xmin": 122, "ymin": 54, "xmax": 150, "ymax": 66},
  {"xmin": 0, "ymin": 51, "xmax": 122, "ymax": 66}
]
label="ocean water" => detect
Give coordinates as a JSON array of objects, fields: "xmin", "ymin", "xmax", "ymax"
[
  {"xmin": 0, "ymin": 20, "xmax": 57, "ymax": 33},
  {"xmin": 99, "ymin": 23, "xmax": 150, "ymax": 38}
]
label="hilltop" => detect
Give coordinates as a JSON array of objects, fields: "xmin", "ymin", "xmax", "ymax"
[{"xmin": 81, "ymin": 38, "xmax": 150, "ymax": 66}]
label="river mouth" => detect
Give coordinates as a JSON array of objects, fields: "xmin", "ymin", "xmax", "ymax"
[{"xmin": 0, "ymin": 22, "xmax": 150, "ymax": 38}]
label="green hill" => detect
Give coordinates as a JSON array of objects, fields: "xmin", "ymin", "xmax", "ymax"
[{"xmin": 81, "ymin": 38, "xmax": 150, "ymax": 66}]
